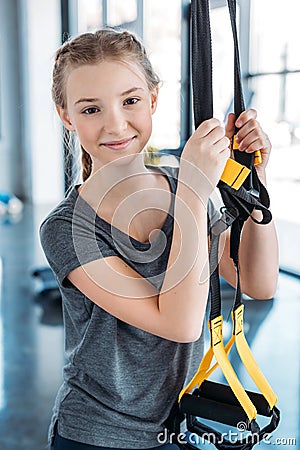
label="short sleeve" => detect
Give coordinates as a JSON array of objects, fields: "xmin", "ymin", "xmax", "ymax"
[
  {"xmin": 153, "ymin": 163, "xmax": 222, "ymax": 233},
  {"xmin": 40, "ymin": 211, "xmax": 117, "ymax": 287}
]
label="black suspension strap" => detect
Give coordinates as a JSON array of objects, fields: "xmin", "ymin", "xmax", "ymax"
[
  {"xmin": 166, "ymin": 1, "xmax": 280, "ymax": 448},
  {"xmin": 191, "ymin": 0, "xmax": 213, "ymax": 126}
]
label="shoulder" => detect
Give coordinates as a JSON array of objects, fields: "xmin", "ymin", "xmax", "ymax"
[
  {"xmin": 39, "ymin": 187, "xmax": 117, "ymax": 285},
  {"xmin": 39, "ymin": 189, "xmax": 79, "ymax": 278},
  {"xmin": 154, "ymin": 154, "xmax": 180, "ymax": 177},
  {"xmin": 40, "ymin": 188, "xmax": 77, "ymax": 250},
  {"xmin": 147, "ymin": 157, "xmax": 221, "ymax": 227},
  {"xmin": 146, "ymin": 155, "xmax": 180, "ymax": 192}
]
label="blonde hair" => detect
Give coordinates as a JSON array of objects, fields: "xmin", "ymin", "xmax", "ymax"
[{"xmin": 52, "ymin": 28, "xmax": 160, "ymax": 182}]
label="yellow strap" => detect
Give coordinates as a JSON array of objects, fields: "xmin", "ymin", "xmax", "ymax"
[
  {"xmin": 254, "ymin": 151, "xmax": 262, "ymax": 165},
  {"xmin": 220, "ymin": 158, "xmax": 251, "ymax": 190},
  {"xmin": 178, "ymin": 309, "xmax": 278, "ymax": 420},
  {"xmin": 179, "ymin": 316, "xmax": 257, "ymax": 421},
  {"xmin": 220, "ymin": 134, "xmax": 263, "ymax": 189},
  {"xmin": 178, "ymin": 334, "xmax": 235, "ymax": 402},
  {"xmin": 210, "ymin": 316, "xmax": 257, "ymax": 421},
  {"xmin": 178, "ymin": 329, "xmax": 235, "ymax": 402},
  {"xmin": 232, "ymin": 135, "xmax": 239, "ymax": 150},
  {"xmin": 232, "ymin": 305, "xmax": 278, "ymax": 409},
  {"xmin": 178, "ymin": 345, "xmax": 214, "ymax": 402}
]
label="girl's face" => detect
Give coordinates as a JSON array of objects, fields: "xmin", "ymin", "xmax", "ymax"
[{"xmin": 57, "ymin": 59, "xmax": 158, "ymax": 171}]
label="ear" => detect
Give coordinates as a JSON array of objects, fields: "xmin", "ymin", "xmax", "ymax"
[
  {"xmin": 150, "ymin": 86, "xmax": 159, "ymax": 114},
  {"xmin": 56, "ymin": 105, "xmax": 75, "ymax": 131}
]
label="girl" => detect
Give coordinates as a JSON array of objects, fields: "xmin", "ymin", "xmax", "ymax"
[{"xmin": 40, "ymin": 28, "xmax": 279, "ymax": 450}]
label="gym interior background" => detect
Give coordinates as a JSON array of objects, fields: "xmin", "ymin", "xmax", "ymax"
[{"xmin": 0, "ymin": 0, "xmax": 299, "ymax": 449}]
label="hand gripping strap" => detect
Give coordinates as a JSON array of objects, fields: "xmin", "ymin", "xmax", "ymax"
[
  {"xmin": 174, "ymin": 1, "xmax": 279, "ymax": 447},
  {"xmin": 191, "ymin": 0, "xmax": 261, "ymax": 191}
]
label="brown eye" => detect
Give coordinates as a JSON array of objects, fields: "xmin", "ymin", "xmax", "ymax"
[
  {"xmin": 124, "ymin": 97, "xmax": 139, "ymax": 106},
  {"xmin": 82, "ymin": 107, "xmax": 100, "ymax": 115}
]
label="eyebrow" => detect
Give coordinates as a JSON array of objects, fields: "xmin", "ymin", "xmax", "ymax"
[
  {"xmin": 74, "ymin": 87, "xmax": 144, "ymax": 106},
  {"xmin": 121, "ymin": 87, "xmax": 144, "ymax": 96}
]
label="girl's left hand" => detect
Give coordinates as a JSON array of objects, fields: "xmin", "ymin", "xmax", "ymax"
[{"xmin": 225, "ymin": 109, "xmax": 271, "ymax": 176}]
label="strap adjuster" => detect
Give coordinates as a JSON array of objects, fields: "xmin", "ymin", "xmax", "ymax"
[
  {"xmin": 211, "ymin": 207, "xmax": 238, "ymax": 235},
  {"xmin": 220, "ymin": 158, "xmax": 251, "ymax": 190}
]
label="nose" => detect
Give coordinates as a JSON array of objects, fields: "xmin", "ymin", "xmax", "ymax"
[{"xmin": 102, "ymin": 106, "xmax": 127, "ymax": 135}]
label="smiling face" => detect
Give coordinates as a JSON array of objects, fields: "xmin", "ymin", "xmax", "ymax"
[{"xmin": 57, "ymin": 59, "xmax": 158, "ymax": 173}]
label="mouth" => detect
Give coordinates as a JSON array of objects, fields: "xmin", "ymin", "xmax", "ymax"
[{"xmin": 101, "ymin": 137, "xmax": 136, "ymax": 151}]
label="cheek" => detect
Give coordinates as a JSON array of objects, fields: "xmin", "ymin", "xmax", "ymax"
[
  {"xmin": 137, "ymin": 108, "xmax": 153, "ymax": 133},
  {"xmin": 74, "ymin": 120, "xmax": 97, "ymax": 141}
]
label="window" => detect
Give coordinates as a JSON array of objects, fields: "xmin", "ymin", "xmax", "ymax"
[
  {"xmin": 210, "ymin": 4, "xmax": 237, "ymax": 120},
  {"xmin": 249, "ymin": 0, "xmax": 300, "ymax": 272},
  {"xmin": 249, "ymin": 0, "xmax": 300, "ymax": 137},
  {"xmin": 143, "ymin": 0, "xmax": 182, "ymax": 149},
  {"xmin": 77, "ymin": 0, "xmax": 103, "ymax": 33}
]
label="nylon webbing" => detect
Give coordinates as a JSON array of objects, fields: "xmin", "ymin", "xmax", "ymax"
[
  {"xmin": 191, "ymin": 0, "xmax": 213, "ymax": 126},
  {"xmin": 209, "ymin": 232, "xmax": 222, "ymax": 320},
  {"xmin": 228, "ymin": 0, "xmax": 245, "ymax": 117},
  {"xmin": 173, "ymin": 2, "xmax": 280, "ymax": 447},
  {"xmin": 226, "ymin": 0, "xmax": 255, "ymax": 180},
  {"xmin": 191, "ymin": 0, "xmax": 258, "ymax": 191}
]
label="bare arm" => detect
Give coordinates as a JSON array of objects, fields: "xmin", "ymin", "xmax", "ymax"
[
  {"xmin": 68, "ymin": 119, "xmax": 230, "ymax": 343},
  {"xmin": 220, "ymin": 110, "xmax": 279, "ymax": 299},
  {"xmin": 68, "ymin": 181, "xmax": 210, "ymax": 344},
  {"xmin": 219, "ymin": 215, "xmax": 279, "ymax": 300}
]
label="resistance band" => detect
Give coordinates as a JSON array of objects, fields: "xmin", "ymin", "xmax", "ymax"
[{"xmin": 166, "ymin": 1, "xmax": 280, "ymax": 448}]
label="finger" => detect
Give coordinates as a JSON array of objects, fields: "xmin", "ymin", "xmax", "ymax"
[
  {"xmin": 235, "ymin": 108, "xmax": 257, "ymax": 128},
  {"xmin": 214, "ymin": 137, "xmax": 231, "ymax": 154},
  {"xmin": 238, "ymin": 128, "xmax": 270, "ymax": 153},
  {"xmin": 205, "ymin": 126, "xmax": 228, "ymax": 146},
  {"xmin": 240, "ymin": 137, "xmax": 262, "ymax": 154},
  {"xmin": 225, "ymin": 113, "xmax": 236, "ymax": 137},
  {"xmin": 236, "ymin": 118, "xmax": 262, "ymax": 144},
  {"xmin": 197, "ymin": 118, "xmax": 221, "ymax": 137},
  {"xmin": 237, "ymin": 129, "xmax": 260, "ymax": 151}
]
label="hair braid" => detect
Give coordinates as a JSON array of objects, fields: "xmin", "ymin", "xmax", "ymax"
[{"xmin": 81, "ymin": 147, "xmax": 93, "ymax": 182}]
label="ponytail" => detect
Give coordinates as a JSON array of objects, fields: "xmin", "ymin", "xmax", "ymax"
[{"xmin": 81, "ymin": 147, "xmax": 93, "ymax": 181}]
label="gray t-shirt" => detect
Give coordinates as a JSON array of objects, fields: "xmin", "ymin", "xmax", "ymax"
[{"xmin": 40, "ymin": 164, "xmax": 220, "ymax": 449}]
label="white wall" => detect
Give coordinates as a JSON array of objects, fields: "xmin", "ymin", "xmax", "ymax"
[
  {"xmin": 20, "ymin": 0, "xmax": 64, "ymax": 204},
  {"xmin": 0, "ymin": 0, "xmax": 22, "ymax": 196}
]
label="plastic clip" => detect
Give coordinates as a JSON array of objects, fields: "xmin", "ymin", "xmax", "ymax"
[{"xmin": 211, "ymin": 207, "xmax": 238, "ymax": 236}]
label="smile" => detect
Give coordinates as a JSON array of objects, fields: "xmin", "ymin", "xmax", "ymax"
[{"xmin": 101, "ymin": 137, "xmax": 135, "ymax": 151}]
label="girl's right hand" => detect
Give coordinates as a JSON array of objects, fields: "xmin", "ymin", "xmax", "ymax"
[{"xmin": 180, "ymin": 118, "xmax": 230, "ymax": 199}]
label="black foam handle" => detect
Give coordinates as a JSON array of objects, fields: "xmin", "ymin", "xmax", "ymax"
[
  {"xmin": 180, "ymin": 393, "xmax": 249, "ymax": 428},
  {"xmin": 199, "ymin": 380, "xmax": 272, "ymax": 417}
]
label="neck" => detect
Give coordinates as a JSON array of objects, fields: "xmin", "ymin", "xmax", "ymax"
[{"xmin": 79, "ymin": 153, "xmax": 151, "ymax": 209}]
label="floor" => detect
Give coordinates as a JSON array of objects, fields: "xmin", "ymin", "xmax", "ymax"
[{"xmin": 0, "ymin": 202, "xmax": 299, "ymax": 450}]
